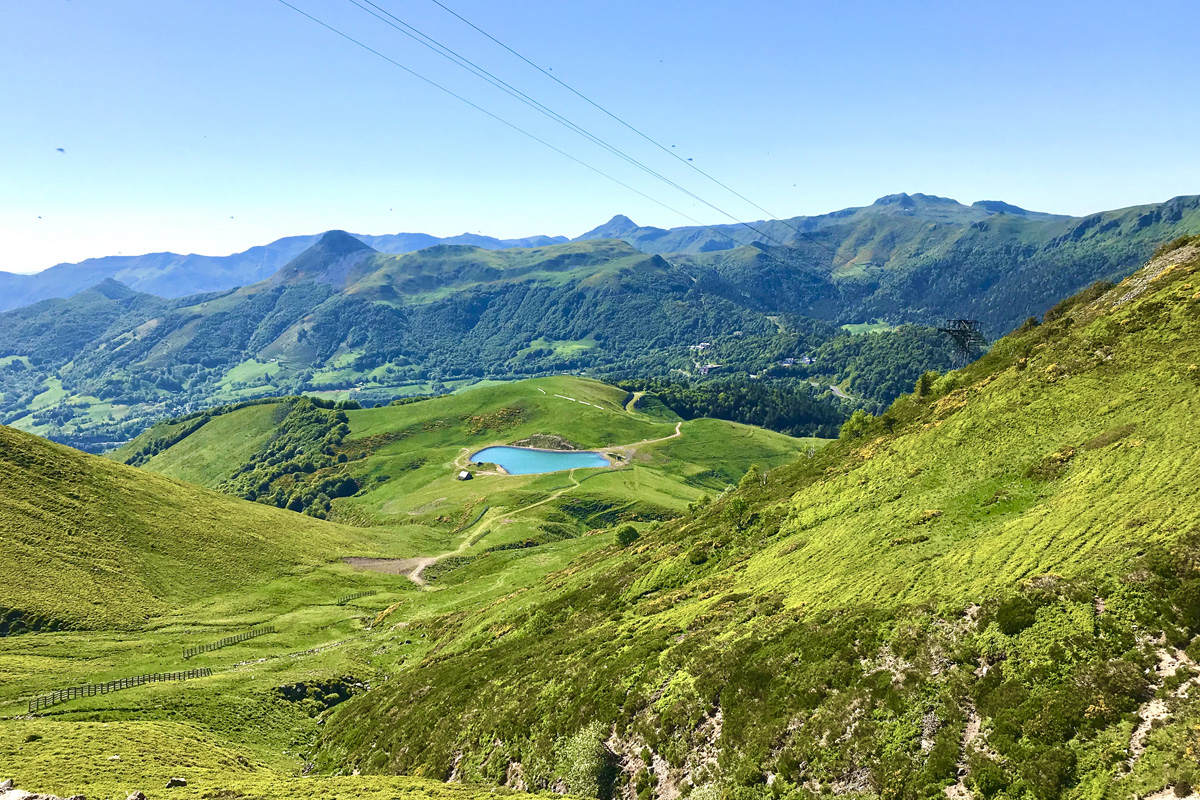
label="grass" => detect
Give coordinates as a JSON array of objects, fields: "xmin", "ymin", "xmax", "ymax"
[
  {"xmin": 1, "ymin": 718, "xmax": 513, "ymax": 800},
  {"xmin": 304, "ymin": 246, "xmax": 1200, "ymax": 799},
  {"xmin": 516, "ymin": 337, "xmax": 597, "ymax": 358},
  {"xmin": 29, "ymin": 376, "xmax": 67, "ymax": 410},
  {"xmin": 0, "ymin": 424, "xmax": 413, "ymax": 629},
  {"xmin": 28, "ymin": 236, "xmax": 1200, "ymax": 799},
  {"xmin": 139, "ymin": 403, "xmax": 283, "ymax": 487},
  {"xmin": 1, "ymin": 373, "xmax": 822, "ymax": 797},
  {"xmin": 841, "ymin": 319, "xmax": 895, "ymax": 335},
  {"xmin": 219, "ymin": 358, "xmax": 284, "ymax": 387}
]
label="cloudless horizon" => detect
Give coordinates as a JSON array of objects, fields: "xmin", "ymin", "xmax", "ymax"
[{"xmin": 3, "ymin": 0, "xmax": 1199, "ymax": 274}]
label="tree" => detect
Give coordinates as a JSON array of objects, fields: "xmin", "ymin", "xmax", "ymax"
[
  {"xmin": 839, "ymin": 409, "xmax": 873, "ymax": 441},
  {"xmin": 616, "ymin": 525, "xmax": 640, "ymax": 547},
  {"xmin": 915, "ymin": 370, "xmax": 940, "ymax": 398},
  {"xmin": 556, "ymin": 722, "xmax": 608, "ymax": 798},
  {"xmin": 738, "ymin": 464, "xmax": 762, "ymax": 490}
]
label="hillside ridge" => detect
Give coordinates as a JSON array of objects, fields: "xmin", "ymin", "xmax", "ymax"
[
  {"xmin": 312, "ymin": 241, "xmax": 1200, "ymax": 799},
  {"xmin": 2, "ymin": 193, "xmax": 1179, "ymax": 313}
]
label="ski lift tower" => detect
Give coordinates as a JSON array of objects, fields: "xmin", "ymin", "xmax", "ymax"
[{"xmin": 937, "ymin": 319, "xmax": 987, "ymax": 367}]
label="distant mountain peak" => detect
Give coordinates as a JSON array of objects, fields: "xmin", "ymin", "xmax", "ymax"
[
  {"xmin": 90, "ymin": 277, "xmax": 139, "ymax": 300},
  {"xmin": 873, "ymin": 192, "xmax": 962, "ymax": 208},
  {"xmin": 315, "ymin": 230, "xmax": 374, "ymax": 254},
  {"xmin": 274, "ymin": 230, "xmax": 376, "ymax": 285},
  {"xmin": 574, "ymin": 214, "xmax": 641, "ymax": 241},
  {"xmin": 972, "ymin": 200, "xmax": 1034, "ymax": 216}
]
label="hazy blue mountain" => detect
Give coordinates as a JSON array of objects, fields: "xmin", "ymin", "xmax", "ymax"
[
  {"xmin": 572, "ymin": 192, "xmax": 1071, "ymax": 254},
  {"xmin": 4, "ymin": 193, "xmax": 1198, "ymax": 454},
  {"xmin": 0, "ymin": 229, "xmax": 568, "ymax": 312}
]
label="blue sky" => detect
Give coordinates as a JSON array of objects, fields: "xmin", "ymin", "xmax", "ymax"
[{"xmin": 2, "ymin": 0, "xmax": 1198, "ymax": 273}]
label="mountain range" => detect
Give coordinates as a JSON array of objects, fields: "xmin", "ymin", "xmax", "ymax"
[
  {"xmin": 0, "ymin": 192, "xmax": 1131, "ymax": 314},
  {"xmin": 0, "ymin": 229, "xmax": 570, "ymax": 313},
  {"xmin": 4, "ymin": 240, "xmax": 1200, "ymax": 798},
  {"xmin": 2, "ymin": 192, "xmax": 1198, "ymax": 452}
]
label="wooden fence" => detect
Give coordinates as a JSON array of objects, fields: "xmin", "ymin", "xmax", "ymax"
[
  {"xmin": 28, "ymin": 668, "xmax": 212, "ymax": 713},
  {"xmin": 183, "ymin": 625, "xmax": 274, "ymax": 659},
  {"xmin": 337, "ymin": 590, "xmax": 377, "ymax": 605}
]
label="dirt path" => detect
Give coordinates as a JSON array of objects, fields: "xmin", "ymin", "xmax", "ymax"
[
  {"xmin": 359, "ymin": 410, "xmax": 687, "ymax": 589},
  {"xmin": 399, "ymin": 422, "xmax": 684, "ymax": 588}
]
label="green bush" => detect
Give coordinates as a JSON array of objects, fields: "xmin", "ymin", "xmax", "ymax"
[
  {"xmin": 556, "ymin": 721, "xmax": 608, "ymax": 798},
  {"xmin": 914, "ymin": 370, "xmax": 939, "ymax": 398},
  {"xmin": 616, "ymin": 526, "xmax": 640, "ymax": 548},
  {"xmin": 838, "ymin": 409, "xmax": 873, "ymax": 441}
]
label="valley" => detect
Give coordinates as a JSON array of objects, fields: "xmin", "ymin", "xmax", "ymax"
[
  {"xmin": 2, "ymin": 239, "xmax": 1200, "ymax": 800},
  {"xmin": 0, "ymin": 375, "xmax": 818, "ymax": 798},
  {"xmin": 3, "ymin": 193, "xmax": 1199, "ymax": 455},
  {"xmin": 6, "ymin": 3, "xmax": 1199, "ymax": 797}
]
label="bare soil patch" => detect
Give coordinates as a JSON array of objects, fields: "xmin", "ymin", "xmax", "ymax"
[{"xmin": 342, "ymin": 557, "xmax": 427, "ymax": 578}]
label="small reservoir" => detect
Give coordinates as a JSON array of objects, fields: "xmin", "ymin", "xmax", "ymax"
[{"xmin": 471, "ymin": 446, "xmax": 611, "ymax": 475}]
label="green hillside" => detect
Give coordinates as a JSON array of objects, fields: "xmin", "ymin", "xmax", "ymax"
[
  {"xmin": 114, "ymin": 376, "xmax": 818, "ymax": 535},
  {"xmin": 5, "ymin": 243, "xmax": 1200, "ymax": 799},
  {"xmin": 0, "ymin": 374, "xmax": 817, "ymax": 798},
  {"xmin": 4, "ymin": 195, "xmax": 1198, "ymax": 453},
  {"xmin": 307, "ymin": 240, "xmax": 1200, "ymax": 799},
  {"xmin": 0, "ymin": 422, "xmax": 408, "ymax": 631}
]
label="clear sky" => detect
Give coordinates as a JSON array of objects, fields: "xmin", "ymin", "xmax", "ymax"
[{"xmin": 2, "ymin": 0, "xmax": 1198, "ymax": 273}]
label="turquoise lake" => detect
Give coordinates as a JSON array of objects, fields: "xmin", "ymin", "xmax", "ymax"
[{"xmin": 471, "ymin": 446, "xmax": 611, "ymax": 475}]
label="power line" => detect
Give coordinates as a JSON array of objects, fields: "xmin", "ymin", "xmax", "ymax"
[
  {"xmin": 342, "ymin": 0, "xmax": 792, "ymax": 250},
  {"xmin": 274, "ymin": 0, "xmax": 704, "ymax": 229},
  {"xmin": 274, "ymin": 0, "xmax": 772, "ymax": 254},
  {"xmin": 274, "ymin": 1, "xmax": 832, "ymax": 279},
  {"xmin": 424, "ymin": 0, "xmax": 840, "ymax": 258}
]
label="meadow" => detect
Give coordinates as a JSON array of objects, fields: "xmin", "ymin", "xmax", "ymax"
[{"xmin": 1, "ymin": 374, "xmax": 820, "ymax": 798}]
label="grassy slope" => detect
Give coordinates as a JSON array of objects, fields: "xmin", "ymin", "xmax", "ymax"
[
  {"xmin": 113, "ymin": 375, "xmax": 817, "ymax": 560},
  {"xmin": 0, "ymin": 718, "xmax": 502, "ymax": 800},
  {"xmin": 314, "ymin": 244, "xmax": 1200, "ymax": 799},
  {"xmin": 138, "ymin": 402, "xmax": 283, "ymax": 486},
  {"xmin": 0, "ymin": 374, "xmax": 816, "ymax": 798},
  {"xmin": 0, "ymin": 423, "xmax": 400, "ymax": 629},
  {"xmin": 342, "ymin": 240, "xmax": 661, "ymax": 303}
]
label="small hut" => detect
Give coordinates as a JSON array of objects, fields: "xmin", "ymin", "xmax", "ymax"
[{"xmin": 457, "ymin": 470, "xmax": 473, "ymax": 481}]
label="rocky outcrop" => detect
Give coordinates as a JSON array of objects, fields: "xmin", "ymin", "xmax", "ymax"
[
  {"xmin": 0, "ymin": 784, "xmax": 88, "ymax": 800},
  {"xmin": 510, "ymin": 434, "xmax": 580, "ymax": 451}
]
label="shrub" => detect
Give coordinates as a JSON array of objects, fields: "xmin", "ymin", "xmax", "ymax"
[
  {"xmin": 556, "ymin": 721, "xmax": 608, "ymax": 798},
  {"xmin": 1154, "ymin": 234, "xmax": 1199, "ymax": 258},
  {"xmin": 616, "ymin": 525, "xmax": 640, "ymax": 548},
  {"xmin": 839, "ymin": 409, "xmax": 873, "ymax": 441}
]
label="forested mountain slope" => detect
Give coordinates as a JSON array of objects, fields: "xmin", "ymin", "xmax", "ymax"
[
  {"xmin": 0, "ymin": 228, "xmax": 568, "ymax": 312},
  {"xmin": 676, "ymin": 193, "xmax": 1200, "ymax": 333},
  {"xmin": 0, "ymin": 236, "xmax": 867, "ymax": 449},
  {"xmin": 3, "ymin": 194, "xmax": 1198, "ymax": 454},
  {"xmin": 316, "ymin": 239, "xmax": 1200, "ymax": 800}
]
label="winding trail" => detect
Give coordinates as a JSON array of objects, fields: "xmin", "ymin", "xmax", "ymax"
[{"xmin": 407, "ymin": 421, "xmax": 684, "ymax": 587}]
